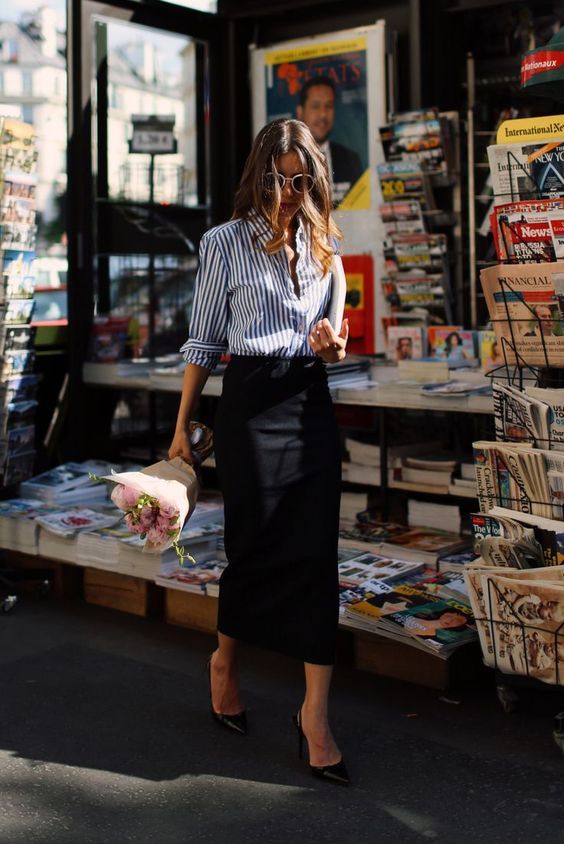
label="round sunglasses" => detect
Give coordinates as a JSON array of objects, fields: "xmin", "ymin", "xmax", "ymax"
[{"xmin": 263, "ymin": 171, "xmax": 314, "ymax": 193}]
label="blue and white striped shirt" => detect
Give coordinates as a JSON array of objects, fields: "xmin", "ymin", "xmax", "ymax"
[{"xmin": 179, "ymin": 213, "xmax": 335, "ymax": 369}]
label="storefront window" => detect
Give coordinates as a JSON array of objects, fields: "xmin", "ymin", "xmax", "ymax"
[
  {"xmin": 90, "ymin": 15, "xmax": 208, "ymax": 360},
  {"xmin": 0, "ymin": 0, "xmax": 67, "ymax": 323},
  {"xmin": 102, "ymin": 20, "xmax": 200, "ymax": 207}
]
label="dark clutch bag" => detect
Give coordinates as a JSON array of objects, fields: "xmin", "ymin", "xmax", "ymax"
[{"xmin": 188, "ymin": 420, "xmax": 214, "ymax": 463}]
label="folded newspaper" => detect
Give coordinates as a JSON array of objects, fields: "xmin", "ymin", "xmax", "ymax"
[
  {"xmin": 465, "ymin": 564, "xmax": 564, "ymax": 685},
  {"xmin": 480, "ymin": 261, "xmax": 564, "ymax": 367}
]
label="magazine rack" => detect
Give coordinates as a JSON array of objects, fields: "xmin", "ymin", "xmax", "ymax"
[{"xmin": 380, "ymin": 111, "xmax": 462, "ymax": 326}]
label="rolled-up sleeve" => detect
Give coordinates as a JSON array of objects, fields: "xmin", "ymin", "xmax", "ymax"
[{"xmin": 179, "ymin": 232, "xmax": 229, "ymax": 369}]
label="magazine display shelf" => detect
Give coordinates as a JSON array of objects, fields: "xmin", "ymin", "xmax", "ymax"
[{"xmin": 82, "ymin": 361, "xmax": 494, "ymax": 413}]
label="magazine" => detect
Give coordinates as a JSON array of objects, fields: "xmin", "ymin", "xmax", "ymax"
[
  {"xmin": 380, "ymin": 114, "xmax": 449, "ymax": 174},
  {"xmin": 392, "ymin": 273, "xmax": 445, "ymax": 308},
  {"xmin": 4, "ymin": 374, "xmax": 38, "ymax": 405},
  {"xmin": 386, "ymin": 326, "xmax": 425, "ymax": 361},
  {"xmin": 386, "ymin": 233, "xmax": 447, "ymax": 274},
  {"xmin": 479, "ymin": 261, "xmax": 564, "ymax": 366},
  {"xmin": 0, "ymin": 325, "xmax": 34, "ymax": 355},
  {"xmin": 344, "ymin": 576, "xmax": 476, "ymax": 655},
  {"xmin": 155, "ymin": 557, "xmax": 227, "ymax": 593},
  {"xmin": 2, "ymin": 350, "xmax": 34, "ymax": 378},
  {"xmin": 377, "ymin": 162, "xmax": 431, "ymax": 204},
  {"xmin": 479, "ymin": 329, "xmax": 505, "ymax": 372},
  {"xmin": 379, "ymin": 201, "xmax": 425, "ymax": 238},
  {"xmin": 338, "ymin": 552, "xmax": 425, "ymax": 588},
  {"xmin": 3, "ymin": 450, "xmax": 35, "ymax": 486},
  {"xmin": 5, "ymin": 298, "xmax": 34, "ymax": 325},
  {"xmin": 20, "ymin": 460, "xmax": 115, "ymax": 504},
  {"xmin": 35, "ymin": 508, "xmax": 120, "ymax": 538},
  {"xmin": 428, "ymin": 328, "xmax": 476, "ymax": 362}
]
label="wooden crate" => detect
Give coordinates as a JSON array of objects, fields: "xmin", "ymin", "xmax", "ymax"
[
  {"xmin": 354, "ymin": 632, "xmax": 449, "ymax": 690},
  {"xmin": 165, "ymin": 589, "xmax": 218, "ymax": 634},
  {"xmin": 83, "ymin": 568, "xmax": 162, "ymax": 617}
]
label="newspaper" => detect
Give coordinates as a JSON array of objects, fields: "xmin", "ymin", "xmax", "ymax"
[
  {"xmin": 525, "ymin": 386, "xmax": 564, "ymax": 451},
  {"xmin": 473, "ymin": 440, "xmax": 553, "ymax": 518},
  {"xmin": 493, "ymin": 383, "xmax": 550, "ymax": 446},
  {"xmin": 484, "ymin": 572, "xmax": 564, "ymax": 684},
  {"xmin": 487, "ymin": 140, "xmax": 564, "ymax": 202},
  {"xmin": 480, "ymin": 261, "xmax": 564, "ymax": 366}
]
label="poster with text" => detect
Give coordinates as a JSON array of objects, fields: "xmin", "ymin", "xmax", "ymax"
[{"xmin": 250, "ymin": 24, "xmax": 389, "ymax": 351}]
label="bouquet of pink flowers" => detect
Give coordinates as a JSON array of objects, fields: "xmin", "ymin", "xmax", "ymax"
[{"xmin": 100, "ymin": 457, "xmax": 199, "ymax": 564}]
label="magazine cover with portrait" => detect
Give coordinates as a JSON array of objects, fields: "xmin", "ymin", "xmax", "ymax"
[
  {"xmin": 250, "ymin": 25, "xmax": 386, "ymax": 213},
  {"xmin": 250, "ymin": 25, "xmax": 389, "ymax": 352}
]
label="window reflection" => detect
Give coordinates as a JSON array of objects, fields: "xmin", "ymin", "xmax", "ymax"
[{"xmin": 0, "ymin": 2, "xmax": 67, "ymax": 293}]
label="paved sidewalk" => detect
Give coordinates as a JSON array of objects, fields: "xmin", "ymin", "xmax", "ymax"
[{"xmin": 2, "ymin": 598, "xmax": 564, "ymax": 843}]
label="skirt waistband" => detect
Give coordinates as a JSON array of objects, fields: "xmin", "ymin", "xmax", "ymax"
[{"xmin": 227, "ymin": 354, "xmax": 322, "ymax": 368}]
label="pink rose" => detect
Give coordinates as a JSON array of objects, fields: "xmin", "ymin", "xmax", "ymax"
[
  {"xmin": 139, "ymin": 505, "xmax": 157, "ymax": 531},
  {"xmin": 156, "ymin": 508, "xmax": 179, "ymax": 530},
  {"xmin": 124, "ymin": 512, "xmax": 145, "ymax": 535},
  {"xmin": 158, "ymin": 502, "xmax": 177, "ymax": 521},
  {"xmin": 146, "ymin": 524, "xmax": 170, "ymax": 548},
  {"xmin": 112, "ymin": 484, "xmax": 140, "ymax": 510}
]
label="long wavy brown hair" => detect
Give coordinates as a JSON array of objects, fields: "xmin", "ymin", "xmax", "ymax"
[{"xmin": 232, "ymin": 119, "xmax": 342, "ymax": 276}]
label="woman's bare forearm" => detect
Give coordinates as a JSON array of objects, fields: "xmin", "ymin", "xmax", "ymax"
[{"xmin": 175, "ymin": 363, "xmax": 212, "ymax": 432}]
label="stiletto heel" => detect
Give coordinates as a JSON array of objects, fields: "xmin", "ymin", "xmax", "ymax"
[
  {"xmin": 207, "ymin": 656, "xmax": 247, "ymax": 735},
  {"xmin": 292, "ymin": 713, "xmax": 304, "ymax": 759},
  {"xmin": 292, "ymin": 709, "xmax": 349, "ymax": 785}
]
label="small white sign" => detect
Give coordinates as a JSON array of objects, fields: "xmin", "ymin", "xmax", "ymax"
[{"xmin": 131, "ymin": 130, "xmax": 175, "ymax": 154}]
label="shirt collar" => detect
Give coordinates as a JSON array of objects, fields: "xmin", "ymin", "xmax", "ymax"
[{"xmin": 246, "ymin": 210, "xmax": 309, "ymax": 252}]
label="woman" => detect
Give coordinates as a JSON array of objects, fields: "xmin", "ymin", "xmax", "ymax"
[
  {"xmin": 444, "ymin": 332, "xmax": 468, "ymax": 362},
  {"xmin": 168, "ymin": 119, "xmax": 349, "ymax": 785}
]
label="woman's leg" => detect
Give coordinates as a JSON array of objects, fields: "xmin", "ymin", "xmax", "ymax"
[
  {"xmin": 210, "ymin": 631, "xmax": 244, "ymax": 715},
  {"xmin": 300, "ymin": 663, "xmax": 341, "ymax": 767}
]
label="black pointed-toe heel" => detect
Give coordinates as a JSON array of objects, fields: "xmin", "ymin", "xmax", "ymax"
[
  {"xmin": 292, "ymin": 709, "xmax": 349, "ymax": 785},
  {"xmin": 207, "ymin": 658, "xmax": 247, "ymax": 735}
]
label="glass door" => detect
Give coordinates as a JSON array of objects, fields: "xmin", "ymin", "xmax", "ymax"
[{"xmin": 67, "ymin": 0, "xmax": 226, "ymax": 457}]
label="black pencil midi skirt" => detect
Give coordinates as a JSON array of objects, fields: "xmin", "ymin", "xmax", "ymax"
[{"xmin": 213, "ymin": 355, "xmax": 341, "ymax": 665}]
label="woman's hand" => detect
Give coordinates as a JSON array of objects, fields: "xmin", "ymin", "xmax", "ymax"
[
  {"xmin": 309, "ymin": 317, "xmax": 349, "ymax": 363},
  {"xmin": 168, "ymin": 428, "xmax": 194, "ymax": 465}
]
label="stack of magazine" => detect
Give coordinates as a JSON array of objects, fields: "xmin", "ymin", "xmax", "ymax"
[
  {"xmin": 155, "ymin": 546, "xmax": 227, "ymax": 596},
  {"xmin": 340, "ymin": 566, "xmax": 476, "ymax": 658},
  {"xmin": 77, "ymin": 519, "xmax": 224, "ymax": 579},
  {"xmin": 339, "ymin": 508, "xmax": 469, "ymax": 567},
  {"xmin": 20, "ymin": 460, "xmax": 114, "ymax": 506},
  {"xmin": 0, "ymin": 497, "xmax": 54, "ymax": 554}
]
